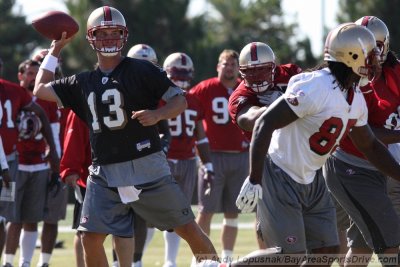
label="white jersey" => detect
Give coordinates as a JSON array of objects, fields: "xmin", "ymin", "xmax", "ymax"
[{"xmin": 269, "ymin": 68, "xmax": 368, "ymax": 184}]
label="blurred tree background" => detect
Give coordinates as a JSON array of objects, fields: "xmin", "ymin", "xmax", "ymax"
[
  {"xmin": 1, "ymin": 0, "xmax": 399, "ymax": 85},
  {"xmin": 336, "ymin": 0, "xmax": 400, "ymax": 54}
]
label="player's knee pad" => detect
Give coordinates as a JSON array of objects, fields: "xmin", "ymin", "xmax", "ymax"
[{"xmin": 223, "ymin": 218, "xmax": 238, "ymax": 228}]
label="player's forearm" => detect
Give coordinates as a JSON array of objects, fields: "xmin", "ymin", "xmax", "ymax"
[
  {"xmin": 33, "ymin": 69, "xmax": 56, "ymax": 102},
  {"xmin": 196, "ymin": 142, "xmax": 212, "ymax": 165},
  {"xmin": 361, "ymin": 139, "xmax": 400, "ymax": 180},
  {"xmin": 238, "ymin": 106, "xmax": 267, "ymax": 132},
  {"xmin": 249, "ymin": 114, "xmax": 274, "ymax": 184},
  {"xmin": 158, "ymin": 95, "xmax": 187, "ymax": 120},
  {"xmin": 0, "ymin": 136, "xmax": 9, "ymax": 170},
  {"xmin": 370, "ymin": 126, "xmax": 400, "ymax": 145}
]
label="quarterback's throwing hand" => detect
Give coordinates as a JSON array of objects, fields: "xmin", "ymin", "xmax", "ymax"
[{"xmin": 236, "ymin": 176, "xmax": 262, "ymax": 213}]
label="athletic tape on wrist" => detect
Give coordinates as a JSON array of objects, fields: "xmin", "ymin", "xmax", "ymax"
[
  {"xmin": 195, "ymin": 137, "xmax": 209, "ymax": 145},
  {"xmin": 40, "ymin": 54, "xmax": 58, "ymax": 73},
  {"xmin": 222, "ymin": 218, "xmax": 238, "ymax": 227}
]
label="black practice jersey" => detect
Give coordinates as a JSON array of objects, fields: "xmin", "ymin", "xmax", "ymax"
[{"xmin": 52, "ymin": 57, "xmax": 177, "ymax": 164}]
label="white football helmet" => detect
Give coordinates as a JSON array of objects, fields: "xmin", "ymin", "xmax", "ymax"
[
  {"xmin": 163, "ymin": 52, "xmax": 194, "ymax": 90},
  {"xmin": 239, "ymin": 42, "xmax": 276, "ymax": 93},
  {"xmin": 127, "ymin": 44, "xmax": 158, "ymax": 63},
  {"xmin": 18, "ymin": 112, "xmax": 42, "ymax": 140},
  {"xmin": 86, "ymin": 6, "xmax": 128, "ymax": 56},
  {"xmin": 355, "ymin": 16, "xmax": 389, "ymax": 64},
  {"xmin": 324, "ymin": 23, "xmax": 380, "ymax": 80}
]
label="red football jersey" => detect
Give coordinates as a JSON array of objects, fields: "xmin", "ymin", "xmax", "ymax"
[
  {"xmin": 340, "ymin": 63, "xmax": 400, "ymax": 158},
  {"xmin": 167, "ymin": 93, "xmax": 205, "ymax": 159},
  {"xmin": 190, "ymin": 77, "xmax": 249, "ymax": 152},
  {"xmin": 58, "ymin": 107, "xmax": 70, "ymax": 152},
  {"xmin": 17, "ymin": 98, "xmax": 59, "ymax": 165},
  {"xmin": 0, "ymin": 79, "xmax": 33, "ymax": 155},
  {"xmin": 60, "ymin": 110, "xmax": 90, "ymax": 188},
  {"xmin": 228, "ymin": 64, "xmax": 302, "ymax": 140}
]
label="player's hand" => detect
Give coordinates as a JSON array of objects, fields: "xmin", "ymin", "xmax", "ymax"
[
  {"xmin": 49, "ymin": 32, "xmax": 73, "ymax": 57},
  {"xmin": 236, "ymin": 176, "xmax": 262, "ymax": 213},
  {"xmin": 64, "ymin": 173, "xmax": 79, "ymax": 187},
  {"xmin": 257, "ymin": 90, "xmax": 283, "ymax": 106},
  {"xmin": 202, "ymin": 167, "xmax": 215, "ymax": 196},
  {"xmin": 131, "ymin": 110, "xmax": 160, "ymax": 126},
  {"xmin": 48, "ymin": 172, "xmax": 66, "ymax": 198},
  {"xmin": 0, "ymin": 169, "xmax": 10, "ymax": 188},
  {"xmin": 160, "ymin": 134, "xmax": 170, "ymax": 155},
  {"xmin": 48, "ymin": 172, "xmax": 62, "ymax": 196}
]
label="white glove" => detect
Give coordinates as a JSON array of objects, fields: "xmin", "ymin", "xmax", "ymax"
[
  {"xmin": 257, "ymin": 90, "xmax": 283, "ymax": 106},
  {"xmin": 236, "ymin": 176, "xmax": 262, "ymax": 213}
]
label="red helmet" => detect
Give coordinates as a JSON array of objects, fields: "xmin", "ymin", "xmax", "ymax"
[{"xmin": 239, "ymin": 42, "xmax": 276, "ymax": 93}]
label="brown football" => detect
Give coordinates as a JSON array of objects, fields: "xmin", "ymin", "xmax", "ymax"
[{"xmin": 32, "ymin": 11, "xmax": 79, "ymax": 40}]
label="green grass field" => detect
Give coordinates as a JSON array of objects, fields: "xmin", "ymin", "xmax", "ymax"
[
  {"xmin": 11, "ymin": 205, "xmax": 259, "ymax": 266},
  {"xmin": 10, "ymin": 204, "xmax": 383, "ymax": 266}
]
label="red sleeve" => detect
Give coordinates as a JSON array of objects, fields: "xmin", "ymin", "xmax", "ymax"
[
  {"xmin": 60, "ymin": 111, "xmax": 91, "ymax": 187},
  {"xmin": 274, "ymin": 64, "xmax": 302, "ymax": 84}
]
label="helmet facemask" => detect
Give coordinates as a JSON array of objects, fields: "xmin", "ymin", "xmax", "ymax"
[
  {"xmin": 87, "ymin": 26, "xmax": 128, "ymax": 56},
  {"xmin": 362, "ymin": 47, "xmax": 382, "ymax": 82},
  {"xmin": 240, "ymin": 63, "xmax": 275, "ymax": 93},
  {"xmin": 167, "ymin": 67, "xmax": 193, "ymax": 90}
]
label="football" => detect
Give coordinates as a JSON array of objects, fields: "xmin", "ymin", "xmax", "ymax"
[{"xmin": 32, "ymin": 11, "xmax": 79, "ymax": 40}]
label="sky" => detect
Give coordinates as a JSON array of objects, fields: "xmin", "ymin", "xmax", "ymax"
[{"xmin": 13, "ymin": 0, "xmax": 339, "ymax": 57}]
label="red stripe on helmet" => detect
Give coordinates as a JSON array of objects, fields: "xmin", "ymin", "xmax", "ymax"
[
  {"xmin": 361, "ymin": 16, "xmax": 370, "ymax": 26},
  {"xmin": 103, "ymin": 6, "xmax": 112, "ymax": 21},
  {"xmin": 181, "ymin": 54, "xmax": 187, "ymax": 66},
  {"xmin": 250, "ymin": 43, "xmax": 258, "ymax": 61}
]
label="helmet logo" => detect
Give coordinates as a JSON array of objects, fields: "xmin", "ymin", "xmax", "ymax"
[
  {"xmin": 286, "ymin": 94, "xmax": 299, "ymax": 106},
  {"xmin": 250, "ymin": 43, "xmax": 258, "ymax": 61},
  {"xmin": 181, "ymin": 54, "xmax": 187, "ymax": 66},
  {"xmin": 361, "ymin": 16, "xmax": 370, "ymax": 26},
  {"xmin": 103, "ymin": 6, "xmax": 112, "ymax": 21}
]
